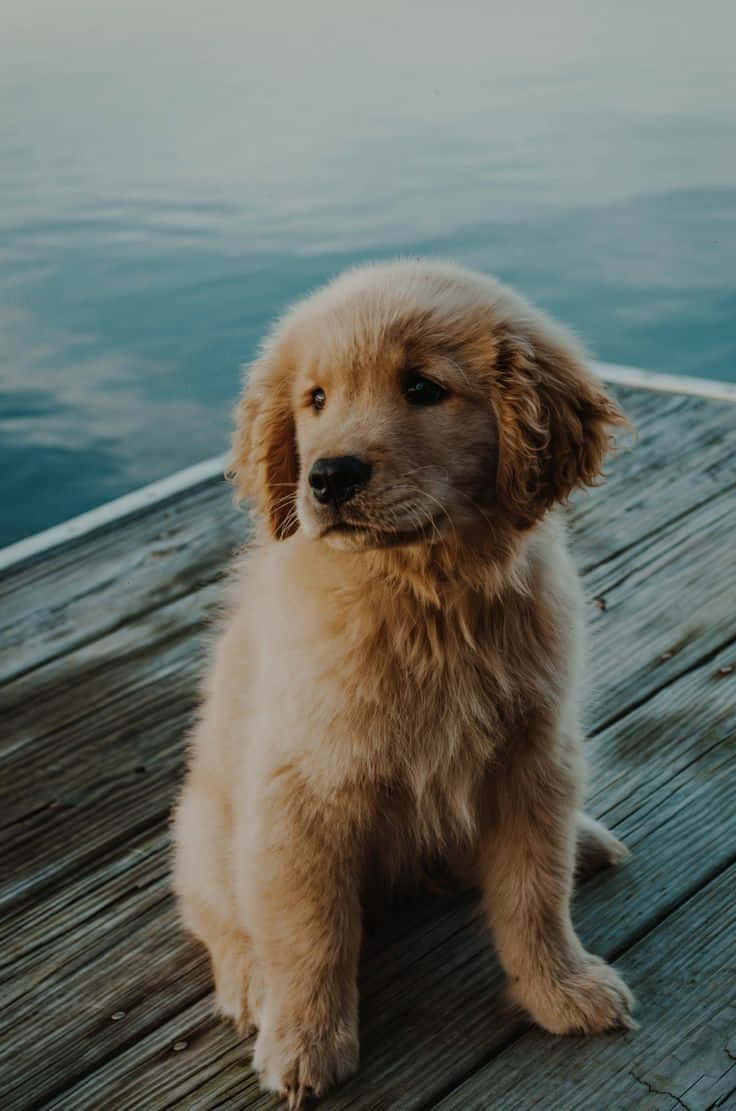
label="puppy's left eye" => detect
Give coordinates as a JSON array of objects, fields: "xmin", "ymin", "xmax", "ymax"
[{"xmin": 403, "ymin": 372, "xmax": 449, "ymax": 406}]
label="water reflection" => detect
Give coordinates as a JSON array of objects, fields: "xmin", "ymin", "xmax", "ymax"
[{"xmin": 1, "ymin": 1, "xmax": 734, "ymax": 544}]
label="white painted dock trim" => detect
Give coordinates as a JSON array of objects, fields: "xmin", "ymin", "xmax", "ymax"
[
  {"xmin": 0, "ymin": 453, "xmax": 228, "ymax": 573},
  {"xmin": 594, "ymin": 362, "xmax": 736, "ymax": 404},
  {"xmin": 1, "ymin": 362, "xmax": 734, "ymax": 573}
]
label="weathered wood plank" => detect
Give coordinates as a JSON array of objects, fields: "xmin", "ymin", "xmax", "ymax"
[
  {"xmin": 0, "ymin": 632, "xmax": 198, "ymax": 912},
  {"xmin": 0, "ymin": 478, "xmax": 247, "ymax": 686},
  {"xmin": 0, "ymin": 577, "xmax": 218, "ymax": 762},
  {"xmin": 434, "ymin": 863, "xmax": 736, "ymax": 1111},
  {"xmin": 584, "ymin": 478, "xmax": 736, "ymax": 729},
  {"xmin": 10, "ymin": 637, "xmax": 734, "ymax": 1111},
  {"xmin": 571, "ymin": 391, "xmax": 736, "ymax": 573},
  {"xmin": 0, "ymin": 827, "xmax": 169, "ymax": 984}
]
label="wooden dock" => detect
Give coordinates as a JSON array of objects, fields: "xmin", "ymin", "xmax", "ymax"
[{"xmin": 2, "ymin": 384, "xmax": 735, "ymax": 1110}]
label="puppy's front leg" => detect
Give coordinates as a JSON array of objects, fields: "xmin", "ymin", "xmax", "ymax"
[
  {"xmin": 241, "ymin": 783, "xmax": 361, "ymax": 1108},
  {"xmin": 481, "ymin": 740, "xmax": 634, "ymax": 1035}
]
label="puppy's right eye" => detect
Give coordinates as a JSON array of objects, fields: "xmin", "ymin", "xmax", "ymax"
[
  {"xmin": 403, "ymin": 372, "xmax": 448, "ymax": 407},
  {"xmin": 310, "ymin": 387, "xmax": 326, "ymax": 411}
]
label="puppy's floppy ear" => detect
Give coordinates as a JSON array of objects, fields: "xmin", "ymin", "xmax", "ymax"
[
  {"xmin": 492, "ymin": 320, "xmax": 627, "ymax": 529},
  {"xmin": 226, "ymin": 348, "xmax": 299, "ymax": 540}
]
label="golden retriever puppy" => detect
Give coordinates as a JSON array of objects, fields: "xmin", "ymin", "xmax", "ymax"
[{"xmin": 173, "ymin": 259, "xmax": 634, "ymax": 1108}]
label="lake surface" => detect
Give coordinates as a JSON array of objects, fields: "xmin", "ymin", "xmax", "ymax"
[{"xmin": 1, "ymin": 0, "xmax": 734, "ymax": 546}]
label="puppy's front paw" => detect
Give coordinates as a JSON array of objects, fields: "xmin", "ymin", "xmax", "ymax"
[
  {"xmin": 253, "ymin": 1016, "xmax": 359, "ymax": 1108},
  {"xmin": 512, "ymin": 953, "xmax": 635, "ymax": 1035}
]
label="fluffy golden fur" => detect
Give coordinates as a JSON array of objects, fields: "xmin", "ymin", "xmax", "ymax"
[{"xmin": 173, "ymin": 260, "xmax": 634, "ymax": 1108}]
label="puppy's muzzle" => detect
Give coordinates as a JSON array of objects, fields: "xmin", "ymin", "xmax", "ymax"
[{"xmin": 309, "ymin": 456, "xmax": 372, "ymax": 506}]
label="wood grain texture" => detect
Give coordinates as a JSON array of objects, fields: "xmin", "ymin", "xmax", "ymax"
[
  {"xmin": 434, "ymin": 864, "xmax": 736, "ymax": 1111},
  {"xmin": 7, "ymin": 628, "xmax": 734, "ymax": 1111},
  {"xmin": 162, "ymin": 643, "xmax": 736, "ymax": 1111},
  {"xmin": 1, "ymin": 387, "xmax": 735, "ymax": 1110},
  {"xmin": 0, "ymin": 478, "xmax": 248, "ymax": 686}
]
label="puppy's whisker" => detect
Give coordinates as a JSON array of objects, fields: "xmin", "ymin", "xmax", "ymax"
[
  {"xmin": 393, "ymin": 464, "xmax": 450, "ymax": 484},
  {"xmin": 413, "ymin": 488, "xmax": 458, "ymax": 550},
  {"xmin": 401, "ymin": 498, "xmax": 442, "ymax": 548},
  {"xmin": 269, "ymin": 491, "xmax": 298, "ymax": 510}
]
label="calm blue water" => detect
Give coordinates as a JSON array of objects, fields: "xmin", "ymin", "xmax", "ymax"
[{"xmin": 1, "ymin": 2, "xmax": 735, "ymax": 546}]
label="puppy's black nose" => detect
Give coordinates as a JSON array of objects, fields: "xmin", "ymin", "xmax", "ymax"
[{"xmin": 308, "ymin": 456, "xmax": 372, "ymax": 506}]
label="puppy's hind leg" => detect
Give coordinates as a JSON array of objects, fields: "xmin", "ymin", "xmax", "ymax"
[
  {"xmin": 172, "ymin": 760, "xmax": 255, "ymax": 1034},
  {"xmin": 575, "ymin": 811, "xmax": 631, "ymax": 881}
]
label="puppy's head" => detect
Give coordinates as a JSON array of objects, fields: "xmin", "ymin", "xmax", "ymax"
[{"xmin": 229, "ymin": 261, "xmax": 626, "ymax": 548}]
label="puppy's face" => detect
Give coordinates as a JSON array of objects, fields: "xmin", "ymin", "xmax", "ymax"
[
  {"xmin": 231, "ymin": 262, "xmax": 625, "ymax": 548},
  {"xmin": 291, "ymin": 334, "xmax": 497, "ymax": 550}
]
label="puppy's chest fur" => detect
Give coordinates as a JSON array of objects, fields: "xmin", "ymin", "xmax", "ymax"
[
  {"xmin": 261, "ymin": 542, "xmax": 570, "ymax": 868},
  {"xmin": 368, "ymin": 592, "xmax": 561, "ymax": 849}
]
